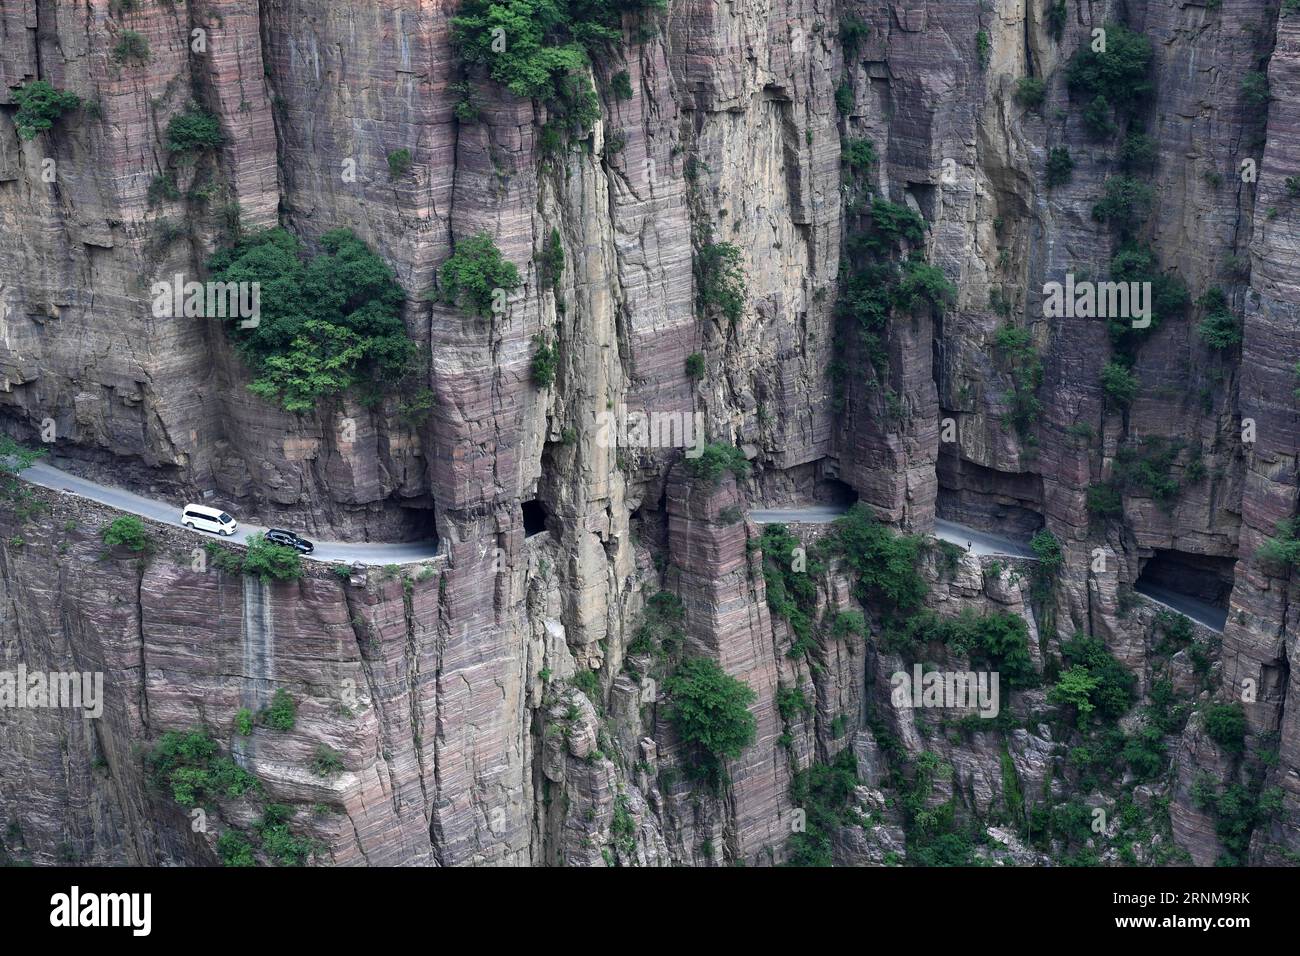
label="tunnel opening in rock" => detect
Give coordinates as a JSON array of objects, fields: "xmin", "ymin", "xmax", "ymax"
[
  {"xmin": 817, "ymin": 477, "xmax": 859, "ymax": 508},
  {"xmin": 1136, "ymin": 550, "xmax": 1236, "ymax": 608},
  {"xmin": 523, "ymin": 499, "xmax": 550, "ymax": 538},
  {"xmin": 405, "ymin": 503, "xmax": 439, "ymax": 545},
  {"xmin": 936, "ymin": 451, "xmax": 1044, "ymax": 537}
]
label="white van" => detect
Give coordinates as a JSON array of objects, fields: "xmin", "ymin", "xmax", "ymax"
[{"xmin": 181, "ymin": 503, "xmax": 238, "ymax": 536}]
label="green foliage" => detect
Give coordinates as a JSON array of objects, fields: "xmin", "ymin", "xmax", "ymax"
[
  {"xmin": 894, "ymin": 260, "xmax": 956, "ymax": 313},
  {"xmin": 1113, "ymin": 436, "xmax": 1185, "ymax": 504},
  {"xmin": 572, "ymin": 668, "xmax": 600, "ymax": 702},
  {"xmin": 1196, "ymin": 287, "xmax": 1241, "ymax": 350},
  {"xmin": 1045, "ymin": 0, "xmax": 1068, "ymax": 42},
  {"xmin": 1203, "ymin": 703, "xmax": 1246, "ymax": 755},
  {"xmin": 102, "ymin": 515, "xmax": 151, "ymax": 552},
  {"xmin": 1015, "ymin": 77, "xmax": 1046, "ymax": 109},
  {"xmin": 209, "ymin": 228, "xmax": 414, "ymax": 412},
  {"xmin": 685, "ymin": 352, "xmax": 706, "ymax": 379},
  {"xmin": 786, "ymin": 750, "xmax": 858, "ymax": 866},
  {"xmin": 1119, "ymin": 129, "xmax": 1158, "ymax": 172},
  {"xmin": 1121, "ymin": 723, "xmax": 1167, "ymax": 780},
  {"xmin": 776, "ymin": 686, "xmax": 812, "ymax": 724},
  {"xmin": 438, "ymin": 231, "xmax": 522, "ymax": 317},
  {"xmin": 538, "ymin": 227, "xmax": 565, "ymax": 291},
  {"xmin": 1100, "ymin": 360, "xmax": 1138, "ymax": 408},
  {"xmin": 665, "ymin": 657, "xmax": 758, "ymax": 787},
  {"xmin": 975, "ymin": 31, "xmax": 991, "ymax": 69},
  {"xmin": 1066, "ymin": 24, "xmax": 1153, "ymax": 117},
  {"xmin": 261, "ymin": 689, "xmax": 297, "ymax": 731},
  {"xmin": 993, "ymin": 323, "xmax": 1044, "ymax": 437},
  {"xmin": 235, "ymin": 708, "xmax": 254, "ymax": 737},
  {"xmin": 255, "ymin": 805, "xmax": 322, "ymax": 866},
  {"xmin": 450, "ymin": 81, "xmax": 479, "ymax": 123},
  {"xmin": 839, "ymin": 15, "xmax": 870, "ymax": 48},
  {"xmin": 694, "ymin": 231, "xmax": 746, "ymax": 324},
  {"xmin": 610, "ymin": 70, "xmax": 633, "ymax": 101},
  {"xmin": 310, "ymin": 745, "xmax": 345, "ymax": 777},
  {"xmin": 834, "ymin": 80, "xmax": 854, "ymax": 116},
  {"xmin": 1107, "ymin": 242, "xmax": 1189, "ymax": 355},
  {"xmin": 165, "ymin": 107, "xmax": 224, "ymax": 155},
  {"xmin": 1049, "ymin": 633, "xmax": 1135, "ymax": 726},
  {"xmin": 450, "ymin": 0, "xmax": 652, "ymax": 127},
  {"xmin": 1257, "ymin": 518, "xmax": 1300, "ymax": 571},
  {"xmin": 112, "ymin": 30, "xmax": 151, "ymax": 65},
  {"xmin": 217, "ymin": 831, "xmax": 256, "ymax": 867},
  {"xmin": 387, "ymin": 148, "xmax": 413, "ymax": 178},
  {"xmin": 685, "ymin": 442, "xmax": 750, "ymax": 486},
  {"xmin": 1081, "ymin": 94, "xmax": 1116, "ymax": 139},
  {"xmin": 146, "ymin": 729, "xmax": 259, "ymax": 809},
  {"xmin": 10, "ymin": 80, "xmax": 82, "ymax": 140},
  {"xmin": 1045, "ymin": 146, "xmax": 1074, "ymax": 187},
  {"xmin": 841, "ymin": 137, "xmax": 877, "ymax": 174},
  {"xmin": 1091, "ymin": 175, "xmax": 1154, "ymax": 235},
  {"xmin": 1241, "ymin": 71, "xmax": 1270, "ymax": 107},
  {"xmin": 530, "ymin": 335, "xmax": 558, "ymax": 387},
  {"xmin": 1086, "ymin": 483, "xmax": 1123, "ymax": 523},
  {"xmin": 882, "ymin": 608, "xmax": 1037, "ymax": 688},
  {"xmin": 759, "ymin": 524, "xmax": 819, "ymax": 657},
  {"xmin": 822, "ymin": 504, "xmax": 926, "ymax": 617},
  {"xmin": 627, "ymin": 590, "xmax": 685, "ymax": 657},
  {"xmin": 863, "ymin": 198, "xmax": 926, "ymax": 255},
  {"xmin": 1191, "ymin": 775, "xmax": 1275, "ymax": 864},
  {"xmin": 241, "ymin": 533, "xmax": 304, "ymax": 582}
]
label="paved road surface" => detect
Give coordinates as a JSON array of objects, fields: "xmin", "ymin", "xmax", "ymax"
[
  {"xmin": 1133, "ymin": 581, "xmax": 1228, "ymax": 633},
  {"xmin": 20, "ymin": 460, "xmax": 441, "ymax": 566},
  {"xmin": 748, "ymin": 504, "xmax": 1226, "ymax": 632}
]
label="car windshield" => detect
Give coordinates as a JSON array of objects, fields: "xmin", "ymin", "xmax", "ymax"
[{"xmin": 219, "ymin": 513, "xmax": 233, "ymax": 523}]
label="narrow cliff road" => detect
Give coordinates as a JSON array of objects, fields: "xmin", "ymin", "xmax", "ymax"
[
  {"xmin": 19, "ymin": 460, "xmax": 441, "ymax": 566},
  {"xmin": 747, "ymin": 505, "xmax": 1225, "ymax": 632}
]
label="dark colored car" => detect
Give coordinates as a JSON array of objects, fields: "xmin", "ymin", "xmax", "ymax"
[{"xmin": 266, "ymin": 528, "xmax": 314, "ymax": 554}]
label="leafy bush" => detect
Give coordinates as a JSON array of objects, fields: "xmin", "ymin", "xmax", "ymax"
[
  {"xmin": 235, "ymin": 708, "xmax": 254, "ymax": 736},
  {"xmin": 685, "ymin": 352, "xmax": 706, "ymax": 379},
  {"xmin": 310, "ymin": 745, "xmax": 345, "ymax": 777},
  {"xmin": 1081, "ymin": 94, "xmax": 1116, "ymax": 139},
  {"xmin": 1241, "ymin": 71, "xmax": 1270, "ymax": 107},
  {"xmin": 1119, "ymin": 129, "xmax": 1158, "ymax": 171},
  {"xmin": 242, "ymin": 533, "xmax": 304, "ymax": 582},
  {"xmin": 165, "ymin": 107, "xmax": 224, "ymax": 154},
  {"xmin": 1092, "ymin": 175, "xmax": 1154, "ymax": 235},
  {"xmin": 10, "ymin": 81, "xmax": 81, "ymax": 140},
  {"xmin": 1015, "ymin": 77, "xmax": 1046, "ymax": 109},
  {"xmin": 1203, "ymin": 703, "xmax": 1246, "ymax": 755},
  {"xmin": 1257, "ymin": 518, "xmax": 1300, "ymax": 570},
  {"xmin": 1065, "ymin": 23, "xmax": 1153, "ymax": 116},
  {"xmin": 665, "ymin": 658, "xmax": 758, "ymax": 787},
  {"xmin": 834, "ymin": 81, "xmax": 853, "ymax": 116},
  {"xmin": 841, "ymin": 137, "xmax": 877, "ymax": 173},
  {"xmin": 776, "ymin": 686, "xmax": 811, "ymax": 723},
  {"xmin": 1107, "ymin": 242, "xmax": 1189, "ymax": 354},
  {"xmin": 1045, "ymin": 146, "xmax": 1074, "ymax": 187},
  {"xmin": 993, "ymin": 323, "xmax": 1044, "ymax": 436},
  {"xmin": 538, "ymin": 227, "xmax": 565, "ymax": 291},
  {"xmin": 685, "ymin": 442, "xmax": 750, "ymax": 486},
  {"xmin": 208, "ymin": 228, "xmax": 414, "ymax": 411},
  {"xmin": 112, "ymin": 30, "xmax": 150, "ymax": 65},
  {"xmin": 1084, "ymin": 482, "xmax": 1123, "ymax": 520},
  {"xmin": 759, "ymin": 524, "xmax": 819, "ymax": 656},
  {"xmin": 694, "ymin": 232, "xmax": 746, "ymax": 324},
  {"xmin": 1100, "ymin": 361, "xmax": 1139, "ymax": 408},
  {"xmin": 530, "ymin": 335, "xmax": 558, "ymax": 387},
  {"xmin": 1045, "ymin": 0, "xmax": 1068, "ymax": 42},
  {"xmin": 822, "ymin": 504, "xmax": 926, "ymax": 617},
  {"xmin": 786, "ymin": 750, "xmax": 858, "ymax": 866},
  {"xmin": 863, "ymin": 198, "xmax": 926, "ymax": 255},
  {"xmin": 261, "ymin": 689, "xmax": 297, "ymax": 731},
  {"xmin": 387, "ymin": 148, "xmax": 412, "ymax": 178},
  {"xmin": 1196, "ymin": 287, "xmax": 1241, "ymax": 349},
  {"xmin": 627, "ymin": 590, "xmax": 685, "ymax": 657},
  {"xmin": 102, "ymin": 515, "xmax": 151, "ymax": 552},
  {"xmin": 894, "ymin": 260, "xmax": 955, "ymax": 313},
  {"xmin": 882, "ymin": 609, "xmax": 1037, "ymax": 687},
  {"xmin": 146, "ymin": 729, "xmax": 259, "ymax": 809},
  {"xmin": 1048, "ymin": 633, "xmax": 1135, "ymax": 725},
  {"xmin": 975, "ymin": 31, "xmax": 991, "ymax": 68},
  {"xmin": 217, "ymin": 831, "xmax": 256, "ymax": 867},
  {"xmin": 610, "ymin": 70, "xmax": 633, "ymax": 101},
  {"xmin": 438, "ymin": 232, "xmax": 521, "ymax": 317}
]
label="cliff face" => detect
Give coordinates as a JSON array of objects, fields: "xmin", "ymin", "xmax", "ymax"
[{"xmin": 0, "ymin": 0, "xmax": 1297, "ymax": 867}]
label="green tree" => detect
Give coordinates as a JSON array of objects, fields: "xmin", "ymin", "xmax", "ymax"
[
  {"xmin": 1203, "ymin": 703, "xmax": 1247, "ymax": 755},
  {"xmin": 10, "ymin": 81, "xmax": 82, "ymax": 140},
  {"xmin": 242, "ymin": 533, "xmax": 304, "ymax": 582},
  {"xmin": 438, "ymin": 232, "xmax": 521, "ymax": 317},
  {"xmin": 1101, "ymin": 361, "xmax": 1139, "ymax": 408},
  {"xmin": 102, "ymin": 515, "xmax": 151, "ymax": 552},
  {"xmin": 665, "ymin": 658, "xmax": 758, "ymax": 786}
]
